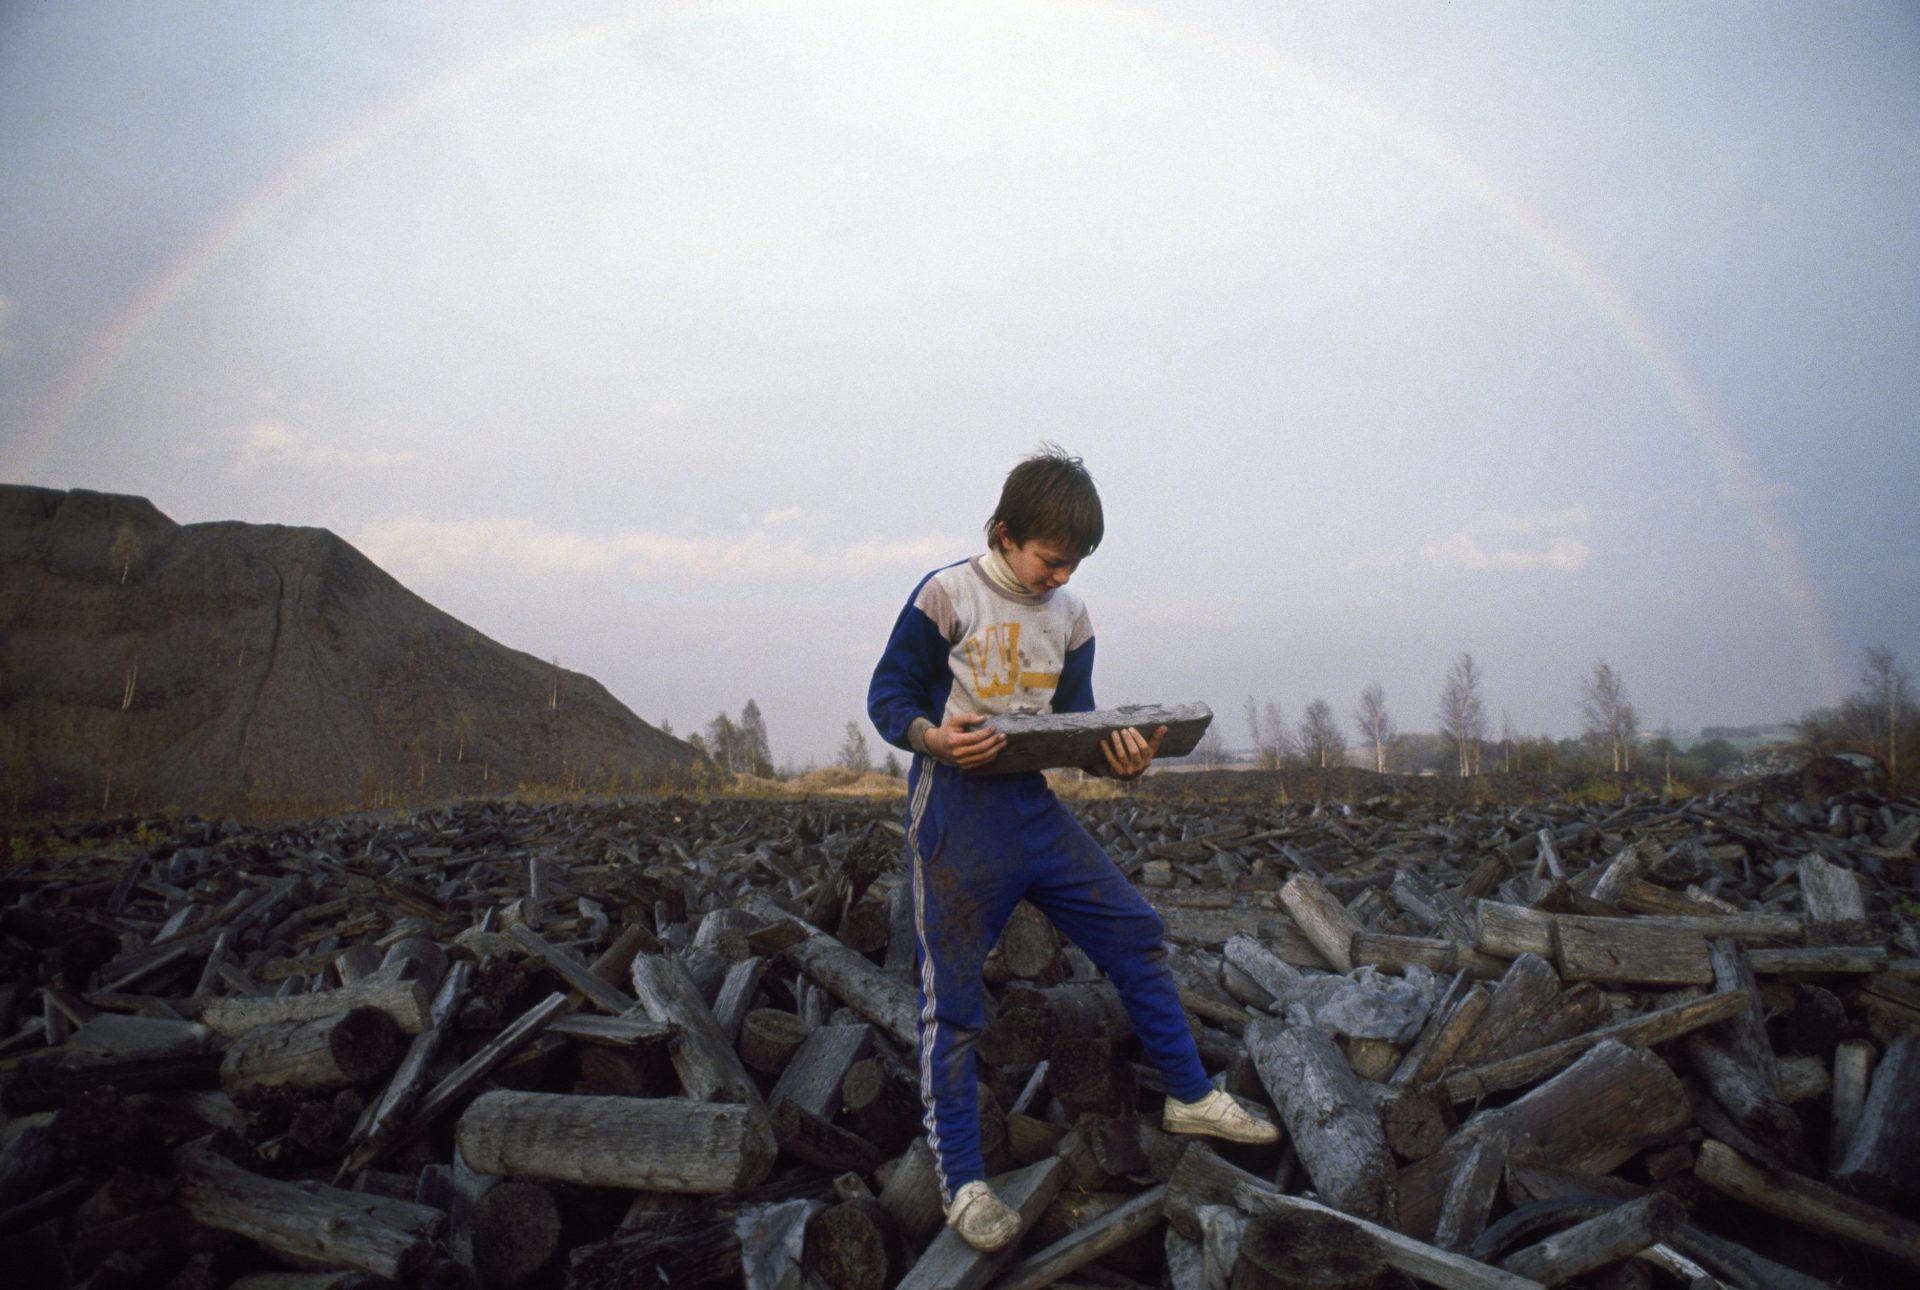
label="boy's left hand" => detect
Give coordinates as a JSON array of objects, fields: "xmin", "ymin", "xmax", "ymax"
[{"xmin": 1099, "ymin": 724, "xmax": 1167, "ymax": 780}]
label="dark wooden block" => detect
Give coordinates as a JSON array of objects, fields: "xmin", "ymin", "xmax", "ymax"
[{"xmin": 976, "ymin": 702, "xmax": 1213, "ymax": 775}]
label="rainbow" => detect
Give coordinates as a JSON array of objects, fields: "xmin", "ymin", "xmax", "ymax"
[{"xmin": 8, "ymin": 0, "xmax": 1847, "ymax": 702}]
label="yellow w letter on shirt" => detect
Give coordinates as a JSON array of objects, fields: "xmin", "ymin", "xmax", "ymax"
[{"xmin": 963, "ymin": 622, "xmax": 1021, "ymax": 699}]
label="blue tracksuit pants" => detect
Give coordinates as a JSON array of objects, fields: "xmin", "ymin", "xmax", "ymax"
[{"xmin": 905, "ymin": 758, "xmax": 1212, "ymax": 1200}]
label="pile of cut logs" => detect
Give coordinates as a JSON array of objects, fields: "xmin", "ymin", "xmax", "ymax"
[{"xmin": 2, "ymin": 783, "xmax": 1916, "ymax": 1289}]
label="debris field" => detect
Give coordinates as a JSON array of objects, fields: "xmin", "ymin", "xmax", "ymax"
[{"xmin": 2, "ymin": 777, "xmax": 1917, "ymax": 1289}]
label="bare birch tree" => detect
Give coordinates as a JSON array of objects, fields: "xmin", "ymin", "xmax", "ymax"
[
  {"xmin": 1579, "ymin": 660, "xmax": 1638, "ymax": 773},
  {"xmin": 1193, "ymin": 722, "xmax": 1227, "ymax": 771},
  {"xmin": 1436, "ymin": 652, "xmax": 1487, "ymax": 776},
  {"xmin": 838, "ymin": 721, "xmax": 873, "ymax": 773},
  {"xmin": 1297, "ymin": 699, "xmax": 1346, "ymax": 768},
  {"xmin": 1244, "ymin": 695, "xmax": 1291, "ymax": 768},
  {"xmin": 1856, "ymin": 646, "xmax": 1911, "ymax": 785},
  {"xmin": 1354, "ymin": 684, "xmax": 1393, "ymax": 773},
  {"xmin": 1261, "ymin": 700, "xmax": 1288, "ymax": 768}
]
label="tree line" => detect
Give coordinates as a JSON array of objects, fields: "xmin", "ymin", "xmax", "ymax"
[
  {"xmin": 671, "ymin": 646, "xmax": 1912, "ymax": 794},
  {"xmin": 1182, "ymin": 647, "xmax": 1909, "ymax": 789}
]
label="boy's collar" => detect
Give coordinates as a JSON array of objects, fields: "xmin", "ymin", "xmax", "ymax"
[{"xmin": 974, "ymin": 547, "xmax": 1049, "ymax": 602}]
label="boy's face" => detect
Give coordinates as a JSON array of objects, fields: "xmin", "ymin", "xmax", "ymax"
[{"xmin": 998, "ymin": 528, "xmax": 1081, "ymax": 593}]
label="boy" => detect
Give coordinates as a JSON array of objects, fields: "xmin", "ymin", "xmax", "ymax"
[{"xmin": 866, "ymin": 446, "xmax": 1277, "ymax": 1253}]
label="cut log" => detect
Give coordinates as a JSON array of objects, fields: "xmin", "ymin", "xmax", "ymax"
[
  {"xmin": 199, "ymin": 973, "xmax": 432, "ymax": 1037},
  {"xmin": 802, "ymin": 1197, "xmax": 906, "ymax": 1290},
  {"xmin": 1584, "ymin": 841, "xmax": 1655, "ymax": 904},
  {"xmin": 769, "ymin": 1023, "xmax": 876, "ymax": 1120},
  {"xmin": 1442, "ymin": 988, "xmax": 1751, "ymax": 1102},
  {"xmin": 976, "ymin": 703, "xmax": 1213, "ymax": 775},
  {"xmin": 1798, "ymin": 852, "xmax": 1869, "ymax": 944},
  {"xmin": 1496, "ymin": 1193, "xmax": 1684, "ymax": 1286},
  {"xmin": 1246, "ymin": 1016, "xmax": 1394, "ymax": 1225},
  {"xmin": 218, "ymin": 1007, "xmax": 402, "ymax": 1108},
  {"xmin": 1683, "ymin": 939, "xmax": 1800, "ymax": 1164},
  {"xmin": 737, "ymin": 895, "xmax": 920, "ymax": 1051},
  {"xmin": 771, "ymin": 1096, "xmax": 887, "ymax": 1173},
  {"xmin": 1481, "ymin": 902, "xmax": 1798, "ymax": 959},
  {"xmin": 1549, "ymin": 917, "xmax": 1711, "ymax": 986},
  {"xmin": 504, "ymin": 923, "xmax": 634, "ymax": 1014},
  {"xmin": 1402, "ymin": 1039, "xmax": 1691, "ymax": 1240},
  {"xmin": 1222, "ymin": 933, "xmax": 1303, "ymax": 1001},
  {"xmin": 1484, "ymin": 981, "xmax": 1607, "ymax": 1064},
  {"xmin": 1194, "ymin": 1203, "xmax": 1247, "ymax": 1290},
  {"xmin": 456, "ymin": 1089, "xmax": 774, "ymax": 1193},
  {"xmin": 981, "ymin": 980, "xmax": 1131, "ymax": 1068},
  {"xmin": 740, "ymin": 1007, "xmax": 813, "ymax": 1075},
  {"xmin": 469, "ymin": 1179, "xmax": 564, "ymax": 1287},
  {"xmin": 1452, "ymin": 954, "xmax": 1559, "ymax": 1067},
  {"xmin": 1832, "ymin": 1033, "xmax": 1920, "ymax": 1205},
  {"xmin": 1390, "ymin": 973, "xmax": 1487, "ymax": 1088},
  {"xmin": 710, "ymin": 956, "xmax": 766, "ymax": 1042},
  {"xmin": 1163, "ymin": 1146, "xmax": 1542, "ymax": 1290},
  {"xmin": 1047, "ymin": 1036, "xmax": 1138, "ymax": 1118},
  {"xmin": 1351, "ymin": 932, "xmax": 1506, "ymax": 979},
  {"xmin": 990, "ymin": 1183, "xmax": 1167, "ymax": 1290},
  {"xmin": 1359, "ymin": 1081, "xmax": 1450, "ymax": 1163},
  {"xmin": 1431, "ymin": 1136, "xmax": 1506, "ymax": 1254},
  {"xmin": 384, "ymin": 991, "xmax": 569, "ymax": 1155},
  {"xmin": 1695, "ymin": 1137, "xmax": 1920, "ymax": 1272},
  {"xmin": 337, "ymin": 959, "xmax": 472, "ymax": 1180},
  {"xmin": 1230, "ymin": 1205, "xmax": 1399, "ymax": 1289},
  {"xmin": 983, "ymin": 900, "xmax": 1063, "ymax": 984},
  {"xmin": 1828, "ymin": 1038, "xmax": 1875, "ymax": 1172},
  {"xmin": 878, "ymin": 1138, "xmax": 945, "ymax": 1248},
  {"xmin": 630, "ymin": 952, "xmax": 765, "ymax": 1109},
  {"xmin": 842, "ymin": 1057, "xmax": 922, "ymax": 1158},
  {"xmin": 1281, "ymin": 875, "xmax": 1360, "ymax": 975},
  {"xmin": 1748, "ymin": 945, "xmax": 1886, "ymax": 974},
  {"xmin": 176, "ymin": 1145, "xmax": 441, "ymax": 1280}
]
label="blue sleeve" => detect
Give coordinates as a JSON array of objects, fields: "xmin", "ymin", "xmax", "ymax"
[
  {"xmin": 867, "ymin": 578, "xmax": 953, "ymax": 752},
  {"xmin": 1053, "ymin": 637, "xmax": 1096, "ymax": 714}
]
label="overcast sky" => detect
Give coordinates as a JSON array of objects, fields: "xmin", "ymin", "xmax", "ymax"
[{"xmin": 4, "ymin": 1, "xmax": 1916, "ymax": 767}]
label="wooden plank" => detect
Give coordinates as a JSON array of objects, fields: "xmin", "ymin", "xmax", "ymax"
[
  {"xmin": 975, "ymin": 703, "xmax": 1213, "ymax": 776},
  {"xmin": 1443, "ymin": 989, "xmax": 1751, "ymax": 1103},
  {"xmin": 986, "ymin": 1184, "xmax": 1167, "ymax": 1290},
  {"xmin": 895, "ymin": 1157, "xmax": 1069, "ymax": 1290}
]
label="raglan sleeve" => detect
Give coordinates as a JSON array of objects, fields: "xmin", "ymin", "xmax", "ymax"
[
  {"xmin": 1051, "ymin": 600, "xmax": 1097, "ymax": 715},
  {"xmin": 866, "ymin": 572, "xmax": 955, "ymax": 754}
]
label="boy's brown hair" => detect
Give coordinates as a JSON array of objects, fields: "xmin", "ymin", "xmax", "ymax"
[{"xmin": 986, "ymin": 443, "xmax": 1105, "ymax": 558}]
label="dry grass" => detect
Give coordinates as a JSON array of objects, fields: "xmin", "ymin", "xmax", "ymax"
[
  {"xmin": 726, "ymin": 767, "xmax": 909, "ymax": 797},
  {"xmin": 725, "ymin": 766, "xmax": 1126, "ymax": 800}
]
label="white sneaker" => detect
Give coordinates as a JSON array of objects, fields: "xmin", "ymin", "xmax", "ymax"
[
  {"xmin": 945, "ymin": 1179, "xmax": 1022, "ymax": 1252},
  {"xmin": 1162, "ymin": 1088, "xmax": 1282, "ymax": 1144}
]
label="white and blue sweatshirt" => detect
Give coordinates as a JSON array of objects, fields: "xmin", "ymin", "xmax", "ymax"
[{"xmin": 867, "ymin": 554, "xmax": 1097, "ymax": 759}]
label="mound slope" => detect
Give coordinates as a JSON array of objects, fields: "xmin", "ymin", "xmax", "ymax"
[{"xmin": 0, "ymin": 485, "xmax": 693, "ymax": 814}]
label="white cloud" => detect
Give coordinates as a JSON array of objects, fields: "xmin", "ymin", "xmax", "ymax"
[
  {"xmin": 1418, "ymin": 531, "xmax": 1591, "ymax": 572},
  {"xmin": 225, "ymin": 420, "xmax": 417, "ymax": 474},
  {"xmin": 1351, "ymin": 507, "xmax": 1594, "ymax": 575},
  {"xmin": 1477, "ymin": 506, "xmax": 1594, "ymax": 535},
  {"xmin": 355, "ymin": 513, "xmax": 958, "ymax": 581},
  {"xmin": 761, "ymin": 506, "xmax": 804, "ymax": 526}
]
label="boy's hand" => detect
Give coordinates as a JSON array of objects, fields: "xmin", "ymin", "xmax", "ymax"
[
  {"xmin": 925, "ymin": 712, "xmax": 1006, "ymax": 770},
  {"xmin": 1099, "ymin": 724, "xmax": 1167, "ymax": 780}
]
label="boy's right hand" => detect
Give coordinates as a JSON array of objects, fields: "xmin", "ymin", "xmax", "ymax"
[{"xmin": 925, "ymin": 712, "xmax": 1006, "ymax": 770}]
